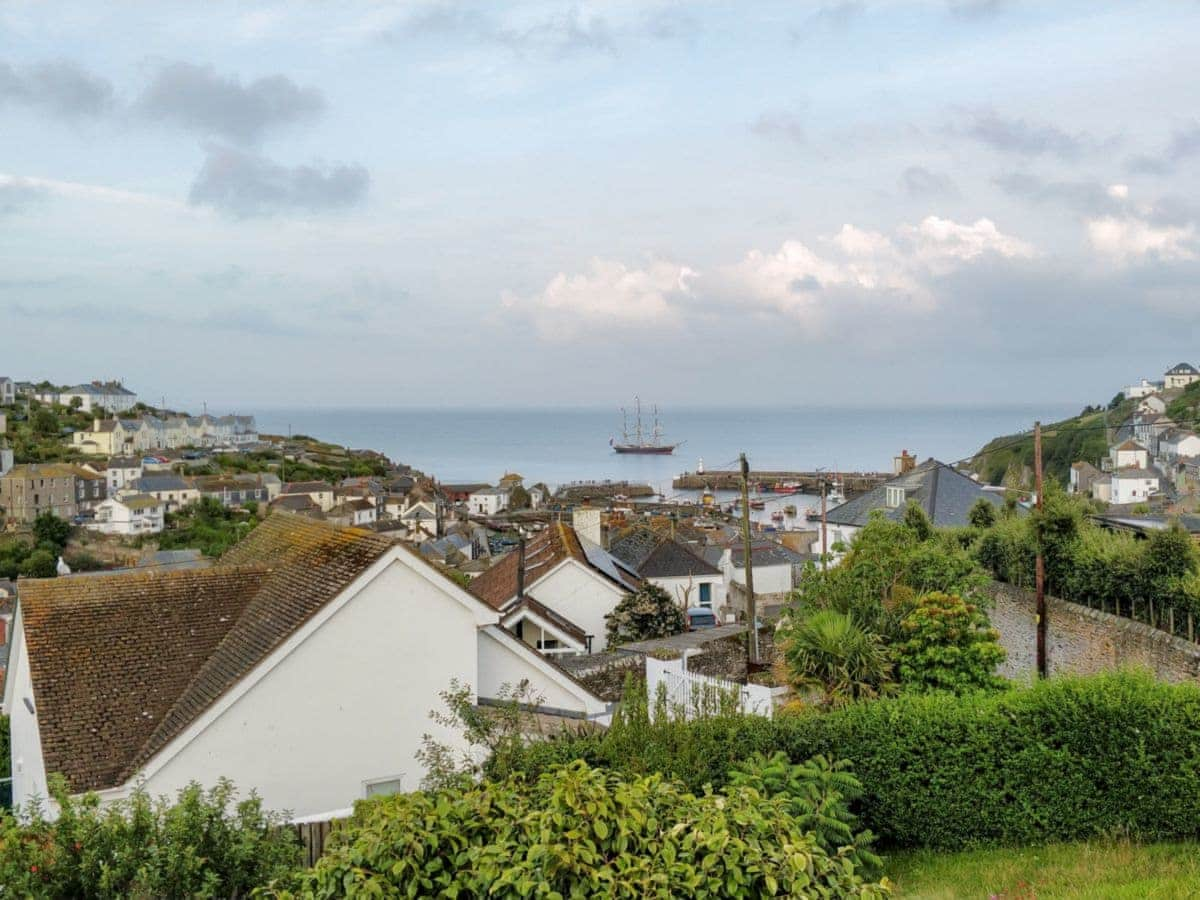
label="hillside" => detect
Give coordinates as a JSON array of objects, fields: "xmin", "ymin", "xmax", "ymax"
[{"xmin": 968, "ymin": 397, "xmax": 1135, "ymax": 488}]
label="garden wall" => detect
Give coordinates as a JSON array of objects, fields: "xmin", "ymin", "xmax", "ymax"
[{"xmin": 987, "ymin": 581, "xmax": 1200, "ymax": 683}]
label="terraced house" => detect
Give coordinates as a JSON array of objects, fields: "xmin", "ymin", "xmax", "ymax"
[{"xmin": 0, "ymin": 463, "xmax": 106, "ymax": 523}]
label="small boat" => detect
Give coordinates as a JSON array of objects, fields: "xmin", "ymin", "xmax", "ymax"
[
  {"xmin": 827, "ymin": 478, "xmax": 846, "ymax": 506},
  {"xmin": 749, "ymin": 499, "xmax": 766, "ymax": 510},
  {"xmin": 806, "ymin": 507, "xmax": 822, "ymax": 521},
  {"xmin": 783, "ymin": 504, "xmax": 797, "ymax": 516},
  {"xmin": 771, "ymin": 510, "xmax": 785, "ymax": 522}
]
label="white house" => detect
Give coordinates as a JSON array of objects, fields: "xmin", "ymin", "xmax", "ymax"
[
  {"xmin": 1123, "ymin": 378, "xmax": 1162, "ymax": 399},
  {"xmin": 126, "ymin": 474, "xmax": 199, "ymax": 513},
  {"xmin": 398, "ymin": 499, "xmax": 439, "ymax": 542},
  {"xmin": 327, "ymin": 498, "xmax": 377, "ymax": 528},
  {"xmin": 1164, "ymin": 362, "xmax": 1200, "ymax": 390},
  {"xmin": 609, "ymin": 530, "xmax": 725, "ymax": 611},
  {"xmin": 1159, "ymin": 430, "xmax": 1200, "ymax": 464},
  {"xmin": 91, "ymin": 456, "xmax": 143, "ymax": 494},
  {"xmin": 1110, "ymin": 468, "xmax": 1160, "ymax": 505},
  {"xmin": 469, "ymin": 487, "xmax": 510, "ymax": 517},
  {"xmin": 3, "ymin": 514, "xmax": 607, "ymax": 820},
  {"xmin": 0, "ymin": 376, "xmax": 14, "ymax": 406},
  {"xmin": 87, "ymin": 494, "xmax": 166, "ymax": 536},
  {"xmin": 1090, "ymin": 477, "xmax": 1113, "ymax": 504},
  {"xmin": 1138, "ymin": 395, "xmax": 1168, "ymax": 415},
  {"xmin": 467, "ymin": 517, "xmax": 641, "ymax": 655},
  {"xmin": 1110, "ymin": 439, "xmax": 1149, "ymax": 470},
  {"xmin": 279, "ymin": 481, "xmax": 336, "ymax": 513}
]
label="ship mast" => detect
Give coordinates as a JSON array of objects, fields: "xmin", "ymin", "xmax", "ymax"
[
  {"xmin": 621, "ymin": 406, "xmax": 630, "ymax": 443},
  {"xmin": 653, "ymin": 404, "xmax": 663, "ymax": 446},
  {"xmin": 634, "ymin": 395, "xmax": 643, "ymax": 445}
]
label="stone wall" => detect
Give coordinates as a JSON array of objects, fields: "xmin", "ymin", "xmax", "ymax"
[{"xmin": 986, "ymin": 581, "xmax": 1200, "ymax": 683}]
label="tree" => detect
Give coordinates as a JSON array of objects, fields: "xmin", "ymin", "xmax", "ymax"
[
  {"xmin": 968, "ymin": 498, "xmax": 997, "ymax": 529},
  {"xmin": 903, "ymin": 501, "xmax": 933, "ymax": 541},
  {"xmin": 18, "ymin": 548, "xmax": 57, "ymax": 578},
  {"xmin": 69, "ymin": 395, "xmax": 83, "ymax": 410},
  {"xmin": 896, "ymin": 592, "xmax": 1007, "ymax": 694},
  {"xmin": 605, "ymin": 584, "xmax": 686, "ymax": 646},
  {"xmin": 31, "ymin": 408, "xmax": 57, "ymax": 436},
  {"xmin": 1108, "ymin": 392, "xmax": 1125, "ymax": 410},
  {"xmin": 33, "ymin": 511, "xmax": 72, "ymax": 551},
  {"xmin": 777, "ymin": 610, "xmax": 894, "ymax": 707},
  {"xmin": 508, "ymin": 484, "xmax": 531, "ymax": 510}
]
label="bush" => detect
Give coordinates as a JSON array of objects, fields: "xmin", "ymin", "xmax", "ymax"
[
  {"xmin": 896, "ymin": 592, "xmax": 1007, "ymax": 694},
  {"xmin": 776, "ymin": 610, "xmax": 894, "ymax": 706},
  {"xmin": 503, "ymin": 672, "xmax": 1200, "ymax": 851},
  {"xmin": 263, "ymin": 761, "xmax": 889, "ymax": 898},
  {"xmin": 606, "ymin": 583, "xmax": 687, "ymax": 646},
  {"xmin": 0, "ymin": 777, "xmax": 299, "ymax": 897}
]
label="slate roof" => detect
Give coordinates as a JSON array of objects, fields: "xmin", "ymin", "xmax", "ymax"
[
  {"xmin": 502, "ymin": 595, "xmax": 587, "ymax": 645},
  {"xmin": 468, "ymin": 522, "xmax": 640, "ymax": 610},
  {"xmin": 131, "ymin": 474, "xmax": 190, "ymax": 493},
  {"xmin": 19, "ymin": 515, "xmax": 397, "ymax": 793},
  {"xmin": 825, "ymin": 458, "xmax": 1005, "ymax": 528},
  {"xmin": 281, "ymin": 480, "xmax": 333, "ymax": 494},
  {"xmin": 609, "ymin": 530, "xmax": 721, "ymax": 579},
  {"xmin": 1166, "ymin": 362, "xmax": 1199, "ymax": 375}
]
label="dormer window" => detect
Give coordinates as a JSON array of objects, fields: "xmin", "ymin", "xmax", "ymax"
[{"xmin": 886, "ymin": 486, "xmax": 905, "ymax": 508}]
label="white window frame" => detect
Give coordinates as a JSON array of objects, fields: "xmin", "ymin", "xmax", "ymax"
[{"xmin": 362, "ymin": 773, "xmax": 406, "ymax": 799}]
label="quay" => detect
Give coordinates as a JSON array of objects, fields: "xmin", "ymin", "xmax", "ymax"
[
  {"xmin": 672, "ymin": 470, "xmax": 891, "ymax": 493},
  {"xmin": 556, "ymin": 480, "xmax": 657, "ymax": 501}
]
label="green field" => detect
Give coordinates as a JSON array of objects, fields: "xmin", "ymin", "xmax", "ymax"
[{"xmin": 888, "ymin": 841, "xmax": 1200, "ymax": 899}]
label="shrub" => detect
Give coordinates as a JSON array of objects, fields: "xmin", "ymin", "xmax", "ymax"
[
  {"xmin": 895, "ymin": 592, "xmax": 1007, "ymax": 694},
  {"xmin": 502, "ymin": 671, "xmax": 1200, "ymax": 851},
  {"xmin": 777, "ymin": 610, "xmax": 894, "ymax": 706},
  {"xmin": 263, "ymin": 761, "xmax": 889, "ymax": 898},
  {"xmin": 606, "ymin": 583, "xmax": 687, "ymax": 646},
  {"xmin": 0, "ymin": 777, "xmax": 299, "ymax": 897}
]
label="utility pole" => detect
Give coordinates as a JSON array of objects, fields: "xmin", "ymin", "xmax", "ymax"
[
  {"xmin": 820, "ymin": 474, "xmax": 828, "ymax": 573},
  {"xmin": 1034, "ymin": 421, "xmax": 1047, "ymax": 678},
  {"xmin": 739, "ymin": 452, "xmax": 759, "ymax": 665}
]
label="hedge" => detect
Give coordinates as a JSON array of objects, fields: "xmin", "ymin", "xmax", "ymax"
[{"xmin": 506, "ymin": 672, "xmax": 1200, "ymax": 850}]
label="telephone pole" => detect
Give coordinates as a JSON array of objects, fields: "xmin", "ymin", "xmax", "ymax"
[
  {"xmin": 1034, "ymin": 421, "xmax": 1047, "ymax": 678},
  {"xmin": 819, "ymin": 471, "xmax": 828, "ymax": 572},
  {"xmin": 739, "ymin": 452, "xmax": 759, "ymax": 665}
]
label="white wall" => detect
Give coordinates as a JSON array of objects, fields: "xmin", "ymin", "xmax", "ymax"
[
  {"xmin": 478, "ymin": 626, "xmax": 606, "ymax": 718},
  {"xmin": 133, "ymin": 559, "xmax": 484, "ymax": 818},
  {"xmin": 530, "ymin": 562, "xmax": 625, "ymax": 653},
  {"xmin": 6, "ymin": 609, "xmax": 50, "ymax": 812},
  {"xmin": 650, "ymin": 573, "xmax": 724, "ymax": 610}
]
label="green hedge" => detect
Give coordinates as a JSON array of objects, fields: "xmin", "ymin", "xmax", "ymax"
[{"xmin": 506, "ymin": 672, "xmax": 1200, "ymax": 850}]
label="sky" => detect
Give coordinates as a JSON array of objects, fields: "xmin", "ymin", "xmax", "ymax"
[{"xmin": 2, "ymin": 0, "xmax": 1199, "ymax": 411}]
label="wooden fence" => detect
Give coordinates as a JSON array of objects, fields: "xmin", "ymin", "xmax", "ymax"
[{"xmin": 293, "ymin": 817, "xmax": 343, "ymax": 868}]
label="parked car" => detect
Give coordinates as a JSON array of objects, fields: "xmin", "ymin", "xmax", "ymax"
[{"xmin": 686, "ymin": 607, "xmax": 718, "ymax": 630}]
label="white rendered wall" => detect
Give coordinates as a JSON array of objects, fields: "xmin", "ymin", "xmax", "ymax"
[{"xmin": 530, "ymin": 563, "xmax": 624, "ymax": 653}]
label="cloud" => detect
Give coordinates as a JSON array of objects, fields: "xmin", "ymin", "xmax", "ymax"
[
  {"xmin": 1087, "ymin": 216, "xmax": 1197, "ymax": 265},
  {"xmin": 958, "ymin": 109, "xmax": 1107, "ymax": 160},
  {"xmin": 1125, "ymin": 122, "xmax": 1200, "ymax": 175},
  {"xmin": 138, "ymin": 62, "xmax": 325, "ymax": 143},
  {"xmin": 398, "ymin": 4, "xmax": 616, "ymax": 57},
  {"xmin": 0, "ymin": 59, "xmax": 113, "ymax": 117},
  {"xmin": 902, "ymin": 166, "xmax": 957, "ymax": 198},
  {"xmin": 0, "ymin": 176, "xmax": 48, "ymax": 215},
  {"xmin": 947, "ymin": 0, "xmax": 1010, "ymax": 20},
  {"xmin": 188, "ymin": 144, "xmax": 369, "ymax": 217},
  {"xmin": 751, "ymin": 111, "xmax": 806, "ymax": 145},
  {"xmin": 993, "ymin": 171, "xmax": 1124, "ymax": 216},
  {"xmin": 501, "ymin": 258, "xmax": 696, "ymax": 338},
  {"xmin": 792, "ymin": 2, "xmax": 866, "ymax": 37}
]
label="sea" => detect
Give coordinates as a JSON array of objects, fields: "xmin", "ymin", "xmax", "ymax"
[{"xmin": 255, "ymin": 404, "xmax": 1078, "ymax": 500}]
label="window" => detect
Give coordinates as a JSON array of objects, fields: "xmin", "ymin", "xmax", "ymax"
[
  {"xmin": 698, "ymin": 582, "xmax": 712, "ymax": 607},
  {"xmin": 885, "ymin": 486, "xmax": 905, "ymax": 508},
  {"xmin": 364, "ymin": 775, "xmax": 404, "ymax": 798}
]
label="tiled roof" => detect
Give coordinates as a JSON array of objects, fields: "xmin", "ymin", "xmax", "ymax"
[
  {"xmin": 1113, "ymin": 439, "xmax": 1145, "ymax": 452},
  {"xmin": 124, "ymin": 515, "xmax": 396, "ymax": 779},
  {"xmin": 20, "ymin": 514, "xmax": 397, "ymax": 793},
  {"xmin": 468, "ymin": 522, "xmax": 638, "ymax": 610},
  {"xmin": 502, "ymin": 595, "xmax": 587, "ymax": 645},
  {"xmin": 19, "ymin": 567, "xmax": 269, "ymax": 793}
]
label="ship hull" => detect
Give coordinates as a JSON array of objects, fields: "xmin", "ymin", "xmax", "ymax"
[{"xmin": 612, "ymin": 444, "xmax": 677, "ymax": 455}]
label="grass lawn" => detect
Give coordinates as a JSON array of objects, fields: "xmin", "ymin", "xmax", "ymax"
[{"xmin": 887, "ymin": 840, "xmax": 1200, "ymax": 899}]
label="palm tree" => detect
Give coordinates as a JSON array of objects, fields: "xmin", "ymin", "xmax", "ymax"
[{"xmin": 778, "ymin": 611, "xmax": 894, "ymax": 707}]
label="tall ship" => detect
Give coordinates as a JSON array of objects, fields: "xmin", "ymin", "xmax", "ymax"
[{"xmin": 610, "ymin": 397, "xmax": 682, "ymax": 455}]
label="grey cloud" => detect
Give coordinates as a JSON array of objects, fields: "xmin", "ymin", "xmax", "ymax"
[
  {"xmin": 793, "ymin": 1, "xmax": 866, "ymax": 38},
  {"xmin": 1146, "ymin": 194, "xmax": 1200, "ymax": 228},
  {"xmin": 959, "ymin": 109, "xmax": 1107, "ymax": 160},
  {"xmin": 902, "ymin": 166, "xmax": 957, "ymax": 198},
  {"xmin": 199, "ymin": 265, "xmax": 249, "ymax": 290},
  {"xmin": 0, "ymin": 177, "xmax": 48, "ymax": 215},
  {"xmin": 0, "ymin": 59, "xmax": 113, "ymax": 117},
  {"xmin": 948, "ymin": 0, "xmax": 1011, "ymax": 20},
  {"xmin": 644, "ymin": 8, "xmax": 701, "ymax": 42},
  {"xmin": 1125, "ymin": 122, "xmax": 1200, "ymax": 175},
  {"xmin": 138, "ymin": 62, "xmax": 325, "ymax": 143},
  {"xmin": 188, "ymin": 145, "xmax": 369, "ymax": 217},
  {"xmin": 993, "ymin": 171, "xmax": 1121, "ymax": 215},
  {"xmin": 399, "ymin": 4, "xmax": 616, "ymax": 57},
  {"xmin": 751, "ymin": 111, "xmax": 805, "ymax": 145}
]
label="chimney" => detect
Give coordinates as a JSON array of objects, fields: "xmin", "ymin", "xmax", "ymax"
[
  {"xmin": 516, "ymin": 535, "xmax": 526, "ymax": 598},
  {"xmin": 572, "ymin": 506, "xmax": 603, "ymax": 547},
  {"xmin": 93, "ymin": 417, "xmax": 100, "ymax": 431}
]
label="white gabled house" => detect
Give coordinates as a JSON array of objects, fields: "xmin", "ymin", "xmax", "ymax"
[
  {"xmin": 87, "ymin": 493, "xmax": 166, "ymax": 535},
  {"xmin": 468, "ymin": 487, "xmax": 510, "ymax": 517},
  {"xmin": 1110, "ymin": 439, "xmax": 1149, "ymax": 470},
  {"xmin": 1110, "ymin": 468, "xmax": 1160, "ymax": 505},
  {"xmin": 1164, "ymin": 362, "xmax": 1200, "ymax": 390},
  {"xmin": 3, "ymin": 515, "xmax": 607, "ymax": 820},
  {"xmin": 1159, "ymin": 430, "xmax": 1200, "ymax": 464}
]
